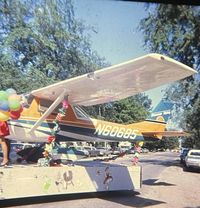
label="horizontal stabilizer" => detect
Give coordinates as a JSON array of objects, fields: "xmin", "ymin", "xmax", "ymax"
[{"xmin": 142, "ymin": 131, "xmax": 190, "ymax": 138}]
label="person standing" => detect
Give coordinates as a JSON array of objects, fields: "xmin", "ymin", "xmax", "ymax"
[
  {"xmin": 0, "ymin": 121, "xmax": 10, "ymax": 166},
  {"xmin": 132, "ymin": 141, "xmax": 143, "ymax": 165}
]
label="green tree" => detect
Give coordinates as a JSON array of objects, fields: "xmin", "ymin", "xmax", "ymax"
[
  {"xmin": 184, "ymin": 97, "xmax": 200, "ymax": 148},
  {"xmin": 139, "ymin": 4, "xmax": 200, "ymax": 148},
  {"xmin": 104, "ymin": 94, "xmax": 151, "ymax": 124},
  {"xmin": 0, "ymin": 0, "xmax": 107, "ymax": 93},
  {"xmin": 181, "ymin": 137, "xmax": 195, "ymax": 148},
  {"xmin": 144, "ymin": 137, "xmax": 179, "ymax": 151},
  {"xmin": 157, "ymin": 137, "xmax": 179, "ymax": 150},
  {"xmin": 84, "ymin": 93, "xmax": 151, "ymax": 124}
]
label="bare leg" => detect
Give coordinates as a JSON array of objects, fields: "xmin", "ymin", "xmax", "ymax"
[
  {"xmin": 5, "ymin": 139, "xmax": 10, "ymax": 160},
  {"xmin": 0, "ymin": 137, "xmax": 9, "ymax": 165}
]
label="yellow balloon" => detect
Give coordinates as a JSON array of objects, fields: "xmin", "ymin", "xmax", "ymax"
[
  {"xmin": 0, "ymin": 110, "xmax": 9, "ymax": 121},
  {"xmin": 8, "ymin": 94, "xmax": 21, "ymax": 102},
  {"xmin": 136, "ymin": 141, "xmax": 144, "ymax": 147}
]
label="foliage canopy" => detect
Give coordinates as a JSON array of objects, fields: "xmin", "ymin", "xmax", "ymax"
[
  {"xmin": 139, "ymin": 4, "xmax": 200, "ymax": 148},
  {"xmin": 0, "ymin": 0, "xmax": 107, "ymax": 93},
  {"xmin": 0, "ymin": 0, "xmax": 151, "ymax": 127}
]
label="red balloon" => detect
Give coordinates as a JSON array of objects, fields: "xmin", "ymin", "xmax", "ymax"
[
  {"xmin": 9, "ymin": 110, "xmax": 21, "ymax": 120},
  {"xmin": 18, "ymin": 106, "xmax": 23, "ymax": 113}
]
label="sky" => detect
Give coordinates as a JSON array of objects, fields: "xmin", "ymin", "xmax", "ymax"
[{"xmin": 73, "ymin": 0, "xmax": 167, "ymax": 109}]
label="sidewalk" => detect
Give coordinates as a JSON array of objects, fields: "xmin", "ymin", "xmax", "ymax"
[{"xmin": 141, "ymin": 162, "xmax": 200, "ymax": 208}]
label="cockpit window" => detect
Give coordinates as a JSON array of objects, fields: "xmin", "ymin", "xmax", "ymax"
[
  {"xmin": 20, "ymin": 93, "xmax": 34, "ymax": 108},
  {"xmin": 73, "ymin": 106, "xmax": 89, "ymax": 120},
  {"xmin": 39, "ymin": 99, "xmax": 62, "ymax": 114}
]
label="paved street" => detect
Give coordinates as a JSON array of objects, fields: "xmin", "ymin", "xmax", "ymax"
[{"xmin": 141, "ymin": 152, "xmax": 178, "ymax": 180}]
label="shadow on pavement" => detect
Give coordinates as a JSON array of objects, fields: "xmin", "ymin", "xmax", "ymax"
[
  {"xmin": 182, "ymin": 166, "xmax": 200, "ymax": 173},
  {"xmin": 1, "ymin": 191, "xmax": 166, "ymax": 208},
  {"xmin": 143, "ymin": 179, "xmax": 175, "ymax": 186},
  {"xmin": 140, "ymin": 159, "xmax": 181, "ymax": 167},
  {"xmin": 98, "ymin": 191, "xmax": 166, "ymax": 207},
  {"xmin": 184, "ymin": 206, "xmax": 200, "ymax": 208}
]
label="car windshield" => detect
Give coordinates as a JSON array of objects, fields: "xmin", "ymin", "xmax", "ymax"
[
  {"xmin": 190, "ymin": 152, "xmax": 200, "ymax": 156},
  {"xmin": 10, "ymin": 144, "xmax": 24, "ymax": 151},
  {"xmin": 121, "ymin": 146, "xmax": 130, "ymax": 149},
  {"xmin": 76, "ymin": 146, "xmax": 84, "ymax": 151},
  {"xmin": 84, "ymin": 147, "xmax": 91, "ymax": 150}
]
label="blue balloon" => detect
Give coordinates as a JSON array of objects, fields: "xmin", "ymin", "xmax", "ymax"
[{"xmin": 0, "ymin": 100, "xmax": 10, "ymax": 111}]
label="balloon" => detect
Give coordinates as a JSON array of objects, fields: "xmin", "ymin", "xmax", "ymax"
[
  {"xmin": 6, "ymin": 88, "xmax": 17, "ymax": 96},
  {"xmin": 0, "ymin": 89, "xmax": 22, "ymax": 113},
  {"xmin": 0, "ymin": 100, "xmax": 10, "ymax": 112},
  {"xmin": 18, "ymin": 106, "xmax": 23, "ymax": 113},
  {"xmin": 9, "ymin": 110, "xmax": 21, "ymax": 120},
  {"xmin": 136, "ymin": 141, "xmax": 144, "ymax": 147},
  {"xmin": 0, "ymin": 91, "xmax": 8, "ymax": 102},
  {"xmin": 8, "ymin": 100, "xmax": 21, "ymax": 111},
  {"xmin": 0, "ymin": 110, "xmax": 9, "ymax": 121},
  {"xmin": 8, "ymin": 94, "xmax": 21, "ymax": 102}
]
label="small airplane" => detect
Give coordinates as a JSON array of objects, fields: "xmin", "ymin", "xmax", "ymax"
[{"xmin": 6, "ymin": 53, "xmax": 196, "ymax": 144}]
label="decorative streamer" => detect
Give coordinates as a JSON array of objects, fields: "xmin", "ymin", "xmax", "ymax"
[{"xmin": 40, "ymin": 98, "xmax": 69, "ymax": 166}]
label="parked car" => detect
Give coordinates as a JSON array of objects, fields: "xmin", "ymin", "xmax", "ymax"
[
  {"xmin": 17, "ymin": 144, "xmax": 89, "ymax": 163},
  {"xmin": 0, "ymin": 143, "xmax": 36, "ymax": 163},
  {"xmin": 126, "ymin": 147, "xmax": 135, "ymax": 154},
  {"xmin": 112, "ymin": 147, "xmax": 123, "ymax": 155},
  {"xmin": 180, "ymin": 148, "xmax": 190, "ymax": 164},
  {"xmin": 96, "ymin": 147, "xmax": 111, "ymax": 156},
  {"xmin": 126, "ymin": 147, "xmax": 149, "ymax": 154},
  {"xmin": 83, "ymin": 146, "xmax": 100, "ymax": 157},
  {"xmin": 11, "ymin": 143, "xmax": 35, "ymax": 151},
  {"xmin": 68, "ymin": 146, "xmax": 89, "ymax": 157},
  {"xmin": 52, "ymin": 146, "xmax": 89, "ymax": 161},
  {"xmin": 185, "ymin": 149, "xmax": 200, "ymax": 170},
  {"xmin": 141, "ymin": 148, "xmax": 149, "ymax": 153},
  {"xmin": 120, "ymin": 146, "xmax": 131, "ymax": 153}
]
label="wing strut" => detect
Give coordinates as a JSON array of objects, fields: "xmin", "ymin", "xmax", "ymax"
[{"xmin": 29, "ymin": 90, "xmax": 67, "ymax": 133}]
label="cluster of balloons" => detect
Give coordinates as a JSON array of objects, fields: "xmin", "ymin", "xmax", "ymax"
[{"xmin": 0, "ymin": 88, "xmax": 23, "ymax": 121}]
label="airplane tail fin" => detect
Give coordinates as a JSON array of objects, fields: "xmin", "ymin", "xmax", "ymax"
[
  {"xmin": 148, "ymin": 99, "xmax": 174, "ymax": 123},
  {"xmin": 141, "ymin": 117, "xmax": 168, "ymax": 140},
  {"xmin": 127, "ymin": 100, "xmax": 189, "ymax": 141},
  {"xmin": 128, "ymin": 116, "xmax": 189, "ymax": 141},
  {"xmin": 127, "ymin": 116, "xmax": 167, "ymax": 140},
  {"xmin": 142, "ymin": 100, "xmax": 174, "ymax": 139}
]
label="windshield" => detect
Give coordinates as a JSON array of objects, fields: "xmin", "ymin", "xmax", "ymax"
[
  {"xmin": 73, "ymin": 106, "xmax": 89, "ymax": 120},
  {"xmin": 10, "ymin": 144, "xmax": 24, "ymax": 151},
  {"xmin": 190, "ymin": 152, "xmax": 200, "ymax": 156}
]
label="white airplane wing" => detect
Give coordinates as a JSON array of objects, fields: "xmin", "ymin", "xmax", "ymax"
[{"xmin": 31, "ymin": 53, "xmax": 196, "ymax": 106}]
